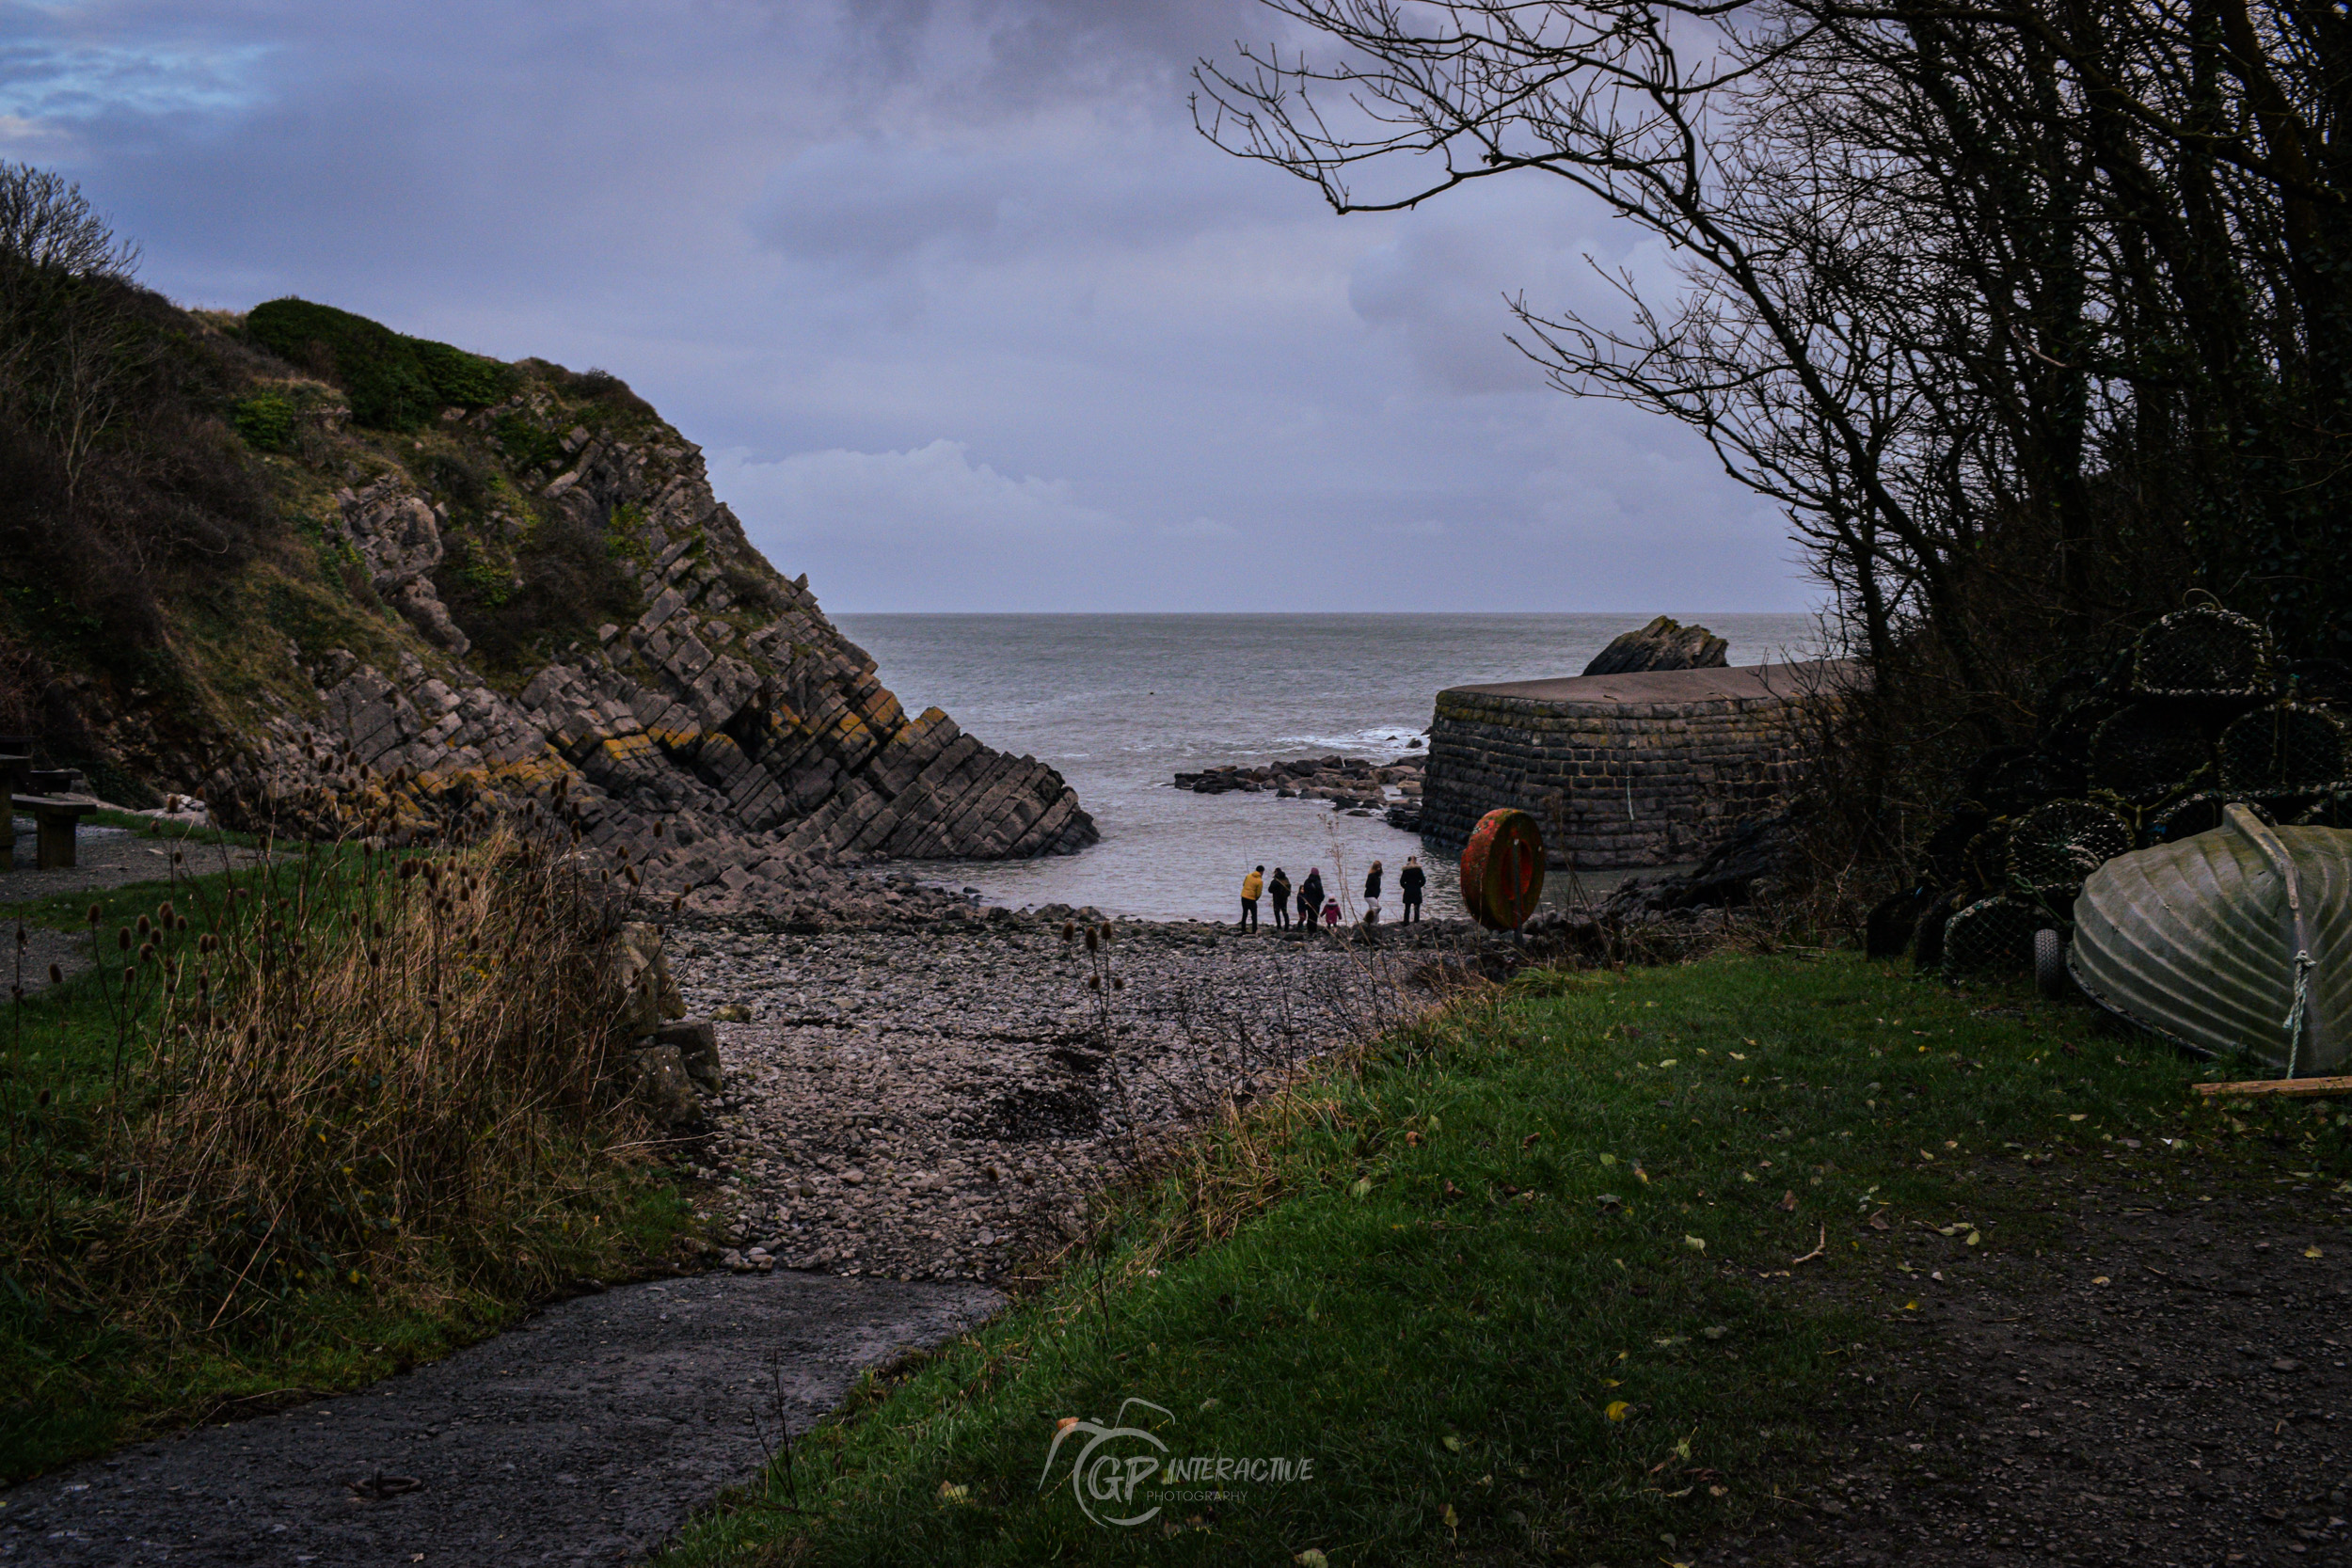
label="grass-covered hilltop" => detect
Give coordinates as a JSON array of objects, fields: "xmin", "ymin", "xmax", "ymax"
[{"xmin": 0, "ymin": 221, "xmax": 1093, "ymax": 923}]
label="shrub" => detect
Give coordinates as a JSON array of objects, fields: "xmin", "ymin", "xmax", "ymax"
[
  {"xmin": 230, "ymin": 392, "xmax": 294, "ymax": 451},
  {"xmin": 410, "ymin": 337, "xmax": 517, "ymax": 408},
  {"xmin": 246, "ymin": 299, "xmax": 515, "ymax": 431}
]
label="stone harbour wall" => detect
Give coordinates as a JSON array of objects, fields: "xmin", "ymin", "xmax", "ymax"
[{"xmin": 1421, "ymin": 661, "xmax": 1855, "ymax": 868}]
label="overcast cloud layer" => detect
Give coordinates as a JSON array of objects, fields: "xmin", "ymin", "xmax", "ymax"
[{"xmin": 0, "ymin": 0, "xmax": 1818, "ymax": 613}]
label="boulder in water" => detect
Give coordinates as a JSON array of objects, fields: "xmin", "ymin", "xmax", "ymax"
[{"xmin": 1582, "ymin": 616, "xmax": 1729, "ymax": 676}]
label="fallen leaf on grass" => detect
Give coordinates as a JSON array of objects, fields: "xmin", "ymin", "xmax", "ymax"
[
  {"xmin": 1965, "ymin": 1230, "xmax": 1981, "ymax": 1246},
  {"xmin": 1350, "ymin": 1177, "xmax": 1373, "ymax": 1199},
  {"xmin": 1867, "ymin": 1212, "xmax": 1889, "ymax": 1230},
  {"xmin": 1522, "ymin": 1132, "xmax": 1541, "ymax": 1148},
  {"xmin": 1709, "ymin": 1484, "xmax": 1729, "ymax": 1497},
  {"xmin": 1295, "ymin": 1552, "xmax": 1329, "ymax": 1568},
  {"xmin": 1778, "ymin": 1190, "xmax": 1798, "ymax": 1212},
  {"xmin": 2308, "ymin": 1245, "xmax": 2325, "ymax": 1259},
  {"xmin": 1443, "ymin": 1434, "xmax": 1463, "ymax": 1451},
  {"xmin": 1683, "ymin": 1235, "xmax": 1707, "ymax": 1252},
  {"xmin": 2068, "ymin": 1113, "xmax": 2088, "ymax": 1121},
  {"xmin": 1607, "ymin": 1401, "xmax": 1632, "ymax": 1421},
  {"xmin": 1441, "ymin": 1503, "xmax": 1459, "ymax": 1528},
  {"xmin": 938, "ymin": 1481, "xmax": 970, "ymax": 1503}
]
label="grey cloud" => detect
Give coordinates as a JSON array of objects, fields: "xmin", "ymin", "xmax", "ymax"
[{"xmin": 0, "ymin": 0, "xmax": 1817, "ymax": 615}]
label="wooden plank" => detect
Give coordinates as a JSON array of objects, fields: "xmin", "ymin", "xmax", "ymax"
[{"xmin": 2195, "ymin": 1075, "xmax": 2352, "ymax": 1101}]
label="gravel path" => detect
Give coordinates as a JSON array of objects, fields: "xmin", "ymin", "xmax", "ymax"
[
  {"xmin": 669, "ymin": 918, "xmax": 1463, "ymax": 1281},
  {"xmin": 3, "ymin": 822, "xmax": 272, "ymax": 995},
  {"xmin": 0, "ymin": 1271, "xmax": 1000, "ymax": 1566}
]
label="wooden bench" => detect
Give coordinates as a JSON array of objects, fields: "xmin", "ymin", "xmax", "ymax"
[{"xmin": 12, "ymin": 795, "xmax": 98, "ymax": 870}]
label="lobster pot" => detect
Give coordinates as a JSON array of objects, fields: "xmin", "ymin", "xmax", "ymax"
[
  {"xmin": 2090, "ymin": 704, "xmax": 2216, "ymax": 802},
  {"xmin": 2007, "ymin": 800, "xmax": 2134, "ymax": 897},
  {"xmin": 2070, "ymin": 805, "xmax": 2352, "ymax": 1074},
  {"xmin": 1942, "ymin": 895, "xmax": 2056, "ymax": 979},
  {"xmin": 2219, "ymin": 703, "xmax": 2348, "ymax": 796},
  {"xmin": 2131, "ymin": 606, "xmax": 2274, "ymax": 700}
]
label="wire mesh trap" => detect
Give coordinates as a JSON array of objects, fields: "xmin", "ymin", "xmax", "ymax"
[
  {"xmin": 1943, "ymin": 894, "xmax": 2057, "ymax": 979},
  {"xmin": 2007, "ymin": 800, "xmax": 2134, "ymax": 896},
  {"xmin": 2217, "ymin": 702, "xmax": 2348, "ymax": 796},
  {"xmin": 2090, "ymin": 703, "xmax": 2216, "ymax": 801},
  {"xmin": 2131, "ymin": 605, "xmax": 2275, "ymax": 701}
]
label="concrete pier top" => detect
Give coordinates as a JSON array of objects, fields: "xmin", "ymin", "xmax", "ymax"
[{"xmin": 1443, "ymin": 659, "xmax": 1860, "ymax": 707}]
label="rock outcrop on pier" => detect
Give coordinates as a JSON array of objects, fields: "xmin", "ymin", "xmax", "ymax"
[{"xmin": 1581, "ymin": 615, "xmax": 1731, "ymax": 677}]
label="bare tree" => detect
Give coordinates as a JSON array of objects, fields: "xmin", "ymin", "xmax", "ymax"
[{"xmin": 1195, "ymin": 0, "xmax": 2352, "ymax": 730}]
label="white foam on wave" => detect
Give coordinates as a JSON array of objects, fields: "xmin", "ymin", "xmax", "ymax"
[{"xmin": 1271, "ymin": 728, "xmax": 1425, "ymax": 754}]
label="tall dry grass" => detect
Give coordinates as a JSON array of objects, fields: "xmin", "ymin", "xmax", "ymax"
[{"xmin": 8, "ymin": 824, "xmax": 664, "ymax": 1335}]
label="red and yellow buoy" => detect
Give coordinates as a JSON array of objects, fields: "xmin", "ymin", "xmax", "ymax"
[{"xmin": 1460, "ymin": 808, "xmax": 1546, "ymax": 930}]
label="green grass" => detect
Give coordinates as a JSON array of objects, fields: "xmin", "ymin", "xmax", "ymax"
[
  {"xmin": 661, "ymin": 950, "xmax": 2350, "ymax": 1566},
  {"xmin": 0, "ymin": 846, "xmax": 699, "ymax": 1484}
]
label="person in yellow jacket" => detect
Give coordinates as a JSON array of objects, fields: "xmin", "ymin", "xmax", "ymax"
[{"xmin": 1240, "ymin": 864, "xmax": 1263, "ymax": 930}]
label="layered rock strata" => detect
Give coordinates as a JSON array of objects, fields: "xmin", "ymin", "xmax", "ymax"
[
  {"xmin": 198, "ymin": 388, "xmax": 1093, "ymax": 918},
  {"xmin": 1421, "ymin": 660, "xmax": 1855, "ymax": 869},
  {"xmin": 1581, "ymin": 614, "xmax": 1731, "ymax": 677}
]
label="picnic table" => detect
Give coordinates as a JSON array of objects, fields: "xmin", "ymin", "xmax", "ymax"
[
  {"xmin": 0, "ymin": 741, "xmax": 97, "ymax": 870},
  {"xmin": 11, "ymin": 795, "xmax": 100, "ymax": 870}
]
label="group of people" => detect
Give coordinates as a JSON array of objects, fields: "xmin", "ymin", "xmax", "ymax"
[{"xmin": 1238, "ymin": 857, "xmax": 1427, "ymax": 932}]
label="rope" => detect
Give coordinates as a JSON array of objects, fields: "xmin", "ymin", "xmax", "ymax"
[{"xmin": 2283, "ymin": 949, "xmax": 2316, "ymax": 1079}]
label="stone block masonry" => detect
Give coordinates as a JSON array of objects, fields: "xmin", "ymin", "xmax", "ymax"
[{"xmin": 1421, "ymin": 661, "xmax": 1856, "ymax": 869}]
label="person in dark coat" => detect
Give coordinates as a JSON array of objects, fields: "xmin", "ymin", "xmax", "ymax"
[
  {"xmin": 1399, "ymin": 855, "xmax": 1426, "ymax": 923},
  {"xmin": 1362, "ymin": 860, "xmax": 1384, "ymax": 926},
  {"xmin": 1269, "ymin": 867, "xmax": 1293, "ymax": 930},
  {"xmin": 1296, "ymin": 867, "xmax": 1325, "ymax": 936}
]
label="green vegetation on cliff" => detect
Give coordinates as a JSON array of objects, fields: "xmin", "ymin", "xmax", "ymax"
[{"xmin": 0, "ymin": 164, "xmax": 747, "ymax": 802}]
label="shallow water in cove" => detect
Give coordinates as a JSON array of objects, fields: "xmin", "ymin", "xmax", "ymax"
[{"xmin": 832, "ymin": 612, "xmax": 1825, "ymax": 923}]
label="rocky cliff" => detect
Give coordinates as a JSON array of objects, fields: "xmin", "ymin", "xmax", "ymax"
[{"xmin": 8, "ymin": 297, "xmax": 1093, "ymax": 919}]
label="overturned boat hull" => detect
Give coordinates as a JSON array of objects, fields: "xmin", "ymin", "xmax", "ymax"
[{"xmin": 2069, "ymin": 804, "xmax": 2352, "ymax": 1073}]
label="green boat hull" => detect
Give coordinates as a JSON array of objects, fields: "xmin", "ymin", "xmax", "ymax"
[{"xmin": 2069, "ymin": 804, "xmax": 2352, "ymax": 1074}]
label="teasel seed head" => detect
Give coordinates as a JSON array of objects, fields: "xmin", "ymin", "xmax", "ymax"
[
  {"xmin": 86, "ymin": 903, "xmax": 101, "ymax": 927},
  {"xmin": 1060, "ymin": 921, "xmax": 1075, "ymax": 943},
  {"xmin": 118, "ymin": 927, "xmax": 132, "ymax": 951},
  {"xmin": 137, "ymin": 914, "xmax": 151, "ymax": 938},
  {"xmin": 1088, "ymin": 974, "xmax": 1101, "ymax": 990},
  {"xmin": 1085, "ymin": 928, "xmax": 1099, "ymax": 953},
  {"xmin": 47, "ymin": 963, "xmax": 61, "ymax": 985}
]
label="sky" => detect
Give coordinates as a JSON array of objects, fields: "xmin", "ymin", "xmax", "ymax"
[{"xmin": 0, "ymin": 0, "xmax": 1819, "ymax": 614}]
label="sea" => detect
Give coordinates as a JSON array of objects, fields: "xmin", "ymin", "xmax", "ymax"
[{"xmin": 832, "ymin": 613, "xmax": 1826, "ymax": 924}]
